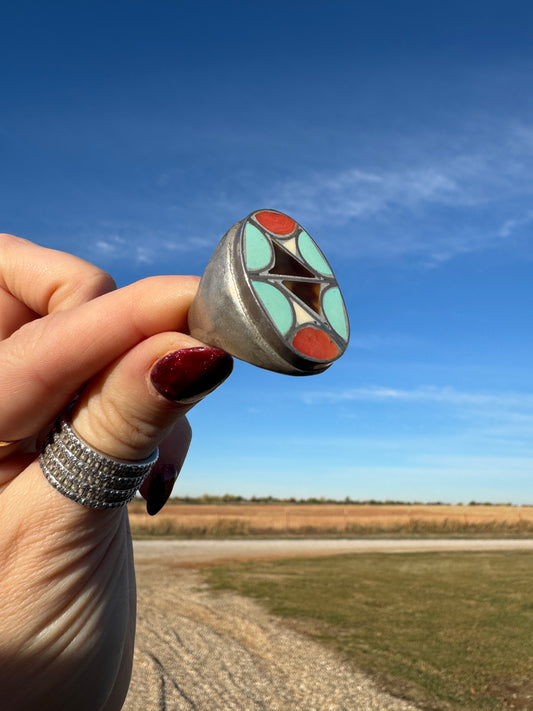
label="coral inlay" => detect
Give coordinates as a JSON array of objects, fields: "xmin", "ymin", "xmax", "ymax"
[
  {"xmin": 292, "ymin": 327, "xmax": 339, "ymax": 360},
  {"xmin": 255, "ymin": 211, "xmax": 297, "ymax": 235}
]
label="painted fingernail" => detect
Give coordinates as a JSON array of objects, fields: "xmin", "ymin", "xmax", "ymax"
[
  {"xmin": 140, "ymin": 462, "xmax": 179, "ymax": 516},
  {"xmin": 150, "ymin": 347, "xmax": 233, "ymax": 403}
]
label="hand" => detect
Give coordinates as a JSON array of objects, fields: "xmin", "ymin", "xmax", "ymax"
[{"xmin": 0, "ymin": 234, "xmax": 232, "ymax": 711}]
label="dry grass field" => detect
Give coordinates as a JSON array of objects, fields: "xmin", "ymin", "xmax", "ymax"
[{"xmin": 128, "ymin": 501, "xmax": 533, "ymax": 537}]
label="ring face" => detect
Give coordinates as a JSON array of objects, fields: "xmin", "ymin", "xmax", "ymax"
[
  {"xmin": 188, "ymin": 208, "xmax": 350, "ymax": 375},
  {"xmin": 242, "ymin": 210, "xmax": 349, "ymax": 365}
]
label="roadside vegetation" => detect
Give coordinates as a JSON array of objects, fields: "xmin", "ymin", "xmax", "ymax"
[{"xmin": 205, "ymin": 551, "xmax": 533, "ymax": 711}]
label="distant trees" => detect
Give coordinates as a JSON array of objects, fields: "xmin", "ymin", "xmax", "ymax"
[{"xmin": 163, "ymin": 494, "xmax": 520, "ymax": 506}]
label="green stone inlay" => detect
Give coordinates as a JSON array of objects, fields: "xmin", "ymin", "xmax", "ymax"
[
  {"xmin": 245, "ymin": 224, "xmax": 272, "ymax": 271},
  {"xmin": 297, "ymin": 231, "xmax": 333, "ymax": 276},
  {"xmin": 252, "ymin": 280, "xmax": 293, "ymax": 335},
  {"xmin": 323, "ymin": 287, "xmax": 348, "ymax": 339}
]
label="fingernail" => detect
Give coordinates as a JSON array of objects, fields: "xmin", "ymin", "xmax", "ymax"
[
  {"xmin": 140, "ymin": 462, "xmax": 179, "ymax": 516},
  {"xmin": 150, "ymin": 347, "xmax": 233, "ymax": 403}
]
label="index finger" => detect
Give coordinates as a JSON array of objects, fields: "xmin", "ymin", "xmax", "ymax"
[
  {"xmin": 0, "ymin": 275, "xmax": 200, "ymax": 442},
  {"xmin": 0, "ymin": 233, "xmax": 117, "ymax": 317}
]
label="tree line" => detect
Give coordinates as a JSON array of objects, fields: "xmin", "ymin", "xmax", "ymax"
[{"xmin": 168, "ymin": 494, "xmax": 515, "ymax": 506}]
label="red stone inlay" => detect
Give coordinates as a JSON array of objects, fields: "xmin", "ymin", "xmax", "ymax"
[
  {"xmin": 292, "ymin": 327, "xmax": 339, "ymax": 360},
  {"xmin": 255, "ymin": 211, "xmax": 296, "ymax": 235}
]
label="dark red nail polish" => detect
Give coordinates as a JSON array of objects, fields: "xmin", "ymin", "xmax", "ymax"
[
  {"xmin": 141, "ymin": 462, "xmax": 179, "ymax": 516},
  {"xmin": 150, "ymin": 347, "xmax": 233, "ymax": 403}
]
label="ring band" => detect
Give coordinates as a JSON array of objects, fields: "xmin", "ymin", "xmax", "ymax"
[
  {"xmin": 39, "ymin": 415, "xmax": 158, "ymax": 509},
  {"xmin": 0, "ymin": 441, "xmax": 20, "ymax": 447}
]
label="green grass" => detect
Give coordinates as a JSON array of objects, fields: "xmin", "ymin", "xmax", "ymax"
[{"xmin": 205, "ymin": 552, "xmax": 533, "ymax": 710}]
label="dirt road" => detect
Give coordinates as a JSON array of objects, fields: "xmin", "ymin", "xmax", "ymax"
[
  {"xmin": 132, "ymin": 536, "xmax": 533, "ymax": 565},
  {"xmin": 123, "ymin": 539, "xmax": 532, "ymax": 710},
  {"xmin": 124, "ymin": 563, "xmax": 421, "ymax": 710}
]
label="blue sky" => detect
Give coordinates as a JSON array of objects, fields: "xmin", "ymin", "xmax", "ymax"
[{"xmin": 2, "ymin": 0, "xmax": 532, "ymax": 503}]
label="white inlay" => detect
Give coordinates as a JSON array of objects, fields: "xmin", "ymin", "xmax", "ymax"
[
  {"xmin": 282, "ymin": 237, "xmax": 298, "ymax": 256},
  {"xmin": 292, "ymin": 300, "xmax": 314, "ymax": 325}
]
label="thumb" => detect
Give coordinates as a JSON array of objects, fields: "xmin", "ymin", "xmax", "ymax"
[{"xmin": 71, "ymin": 333, "xmax": 233, "ymax": 463}]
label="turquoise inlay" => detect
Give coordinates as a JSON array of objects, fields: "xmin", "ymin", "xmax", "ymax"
[
  {"xmin": 297, "ymin": 231, "xmax": 333, "ymax": 276},
  {"xmin": 252, "ymin": 280, "xmax": 293, "ymax": 334},
  {"xmin": 323, "ymin": 287, "xmax": 348, "ymax": 339},
  {"xmin": 245, "ymin": 224, "xmax": 272, "ymax": 271}
]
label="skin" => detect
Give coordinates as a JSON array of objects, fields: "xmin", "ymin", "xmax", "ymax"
[{"xmin": 0, "ymin": 234, "xmax": 226, "ymax": 711}]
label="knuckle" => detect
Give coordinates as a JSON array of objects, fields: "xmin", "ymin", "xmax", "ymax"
[
  {"xmin": 51, "ymin": 267, "xmax": 117, "ymax": 311},
  {"xmin": 79, "ymin": 398, "xmax": 160, "ymax": 461},
  {"xmin": 0, "ymin": 233, "xmax": 29, "ymax": 249},
  {"xmin": 83, "ymin": 268, "xmax": 117, "ymax": 298}
]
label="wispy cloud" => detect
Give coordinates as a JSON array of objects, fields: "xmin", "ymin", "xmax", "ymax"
[
  {"xmin": 268, "ymin": 166, "xmax": 461, "ymax": 223},
  {"xmin": 87, "ymin": 226, "xmax": 217, "ymax": 266},
  {"xmin": 289, "ymin": 123, "xmax": 533, "ymax": 219},
  {"xmin": 302, "ymin": 384, "xmax": 533, "ymax": 410},
  {"xmin": 92, "ymin": 235, "xmax": 156, "ymax": 264},
  {"xmin": 70, "ymin": 122, "xmax": 533, "ymax": 269},
  {"xmin": 302, "ymin": 384, "xmax": 533, "ymax": 449},
  {"xmin": 263, "ymin": 121, "xmax": 533, "ymax": 265},
  {"xmin": 498, "ymin": 210, "xmax": 533, "ymax": 239}
]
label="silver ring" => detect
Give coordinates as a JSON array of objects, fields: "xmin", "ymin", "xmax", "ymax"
[
  {"xmin": 188, "ymin": 209, "xmax": 350, "ymax": 376},
  {"xmin": 39, "ymin": 415, "xmax": 158, "ymax": 509}
]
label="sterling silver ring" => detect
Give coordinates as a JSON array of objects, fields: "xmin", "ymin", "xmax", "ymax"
[
  {"xmin": 37, "ymin": 210, "xmax": 347, "ymax": 507},
  {"xmin": 188, "ymin": 209, "xmax": 350, "ymax": 376},
  {"xmin": 39, "ymin": 414, "xmax": 158, "ymax": 509}
]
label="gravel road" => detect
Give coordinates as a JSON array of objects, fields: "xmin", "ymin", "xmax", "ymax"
[
  {"xmin": 123, "ymin": 539, "xmax": 532, "ymax": 710},
  {"xmin": 123, "ymin": 563, "xmax": 421, "ymax": 710},
  {"xmin": 132, "ymin": 537, "xmax": 533, "ymax": 564}
]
